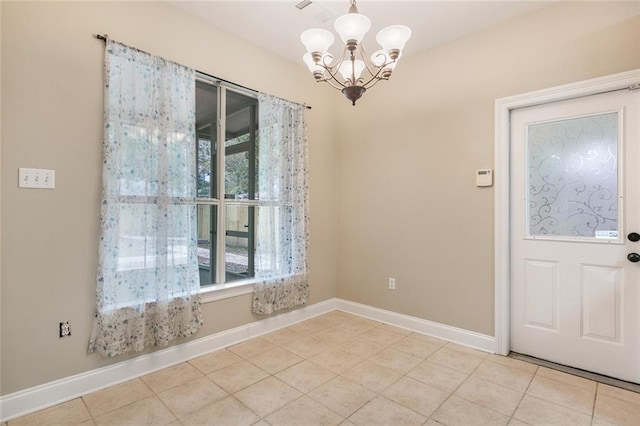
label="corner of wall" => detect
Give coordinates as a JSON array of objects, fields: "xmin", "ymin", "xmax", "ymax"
[{"xmin": 0, "ymin": 0, "xmax": 5, "ymax": 397}]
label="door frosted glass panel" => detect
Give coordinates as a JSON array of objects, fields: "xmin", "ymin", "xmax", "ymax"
[{"xmin": 527, "ymin": 112, "xmax": 619, "ymax": 239}]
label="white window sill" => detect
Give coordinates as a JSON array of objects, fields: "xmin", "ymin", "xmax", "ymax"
[{"xmin": 199, "ymin": 280, "xmax": 255, "ymax": 303}]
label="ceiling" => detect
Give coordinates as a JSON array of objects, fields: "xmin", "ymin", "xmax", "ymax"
[{"xmin": 171, "ymin": 0, "xmax": 555, "ymax": 64}]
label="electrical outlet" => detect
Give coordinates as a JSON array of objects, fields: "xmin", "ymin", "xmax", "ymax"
[
  {"xmin": 59, "ymin": 321, "xmax": 71, "ymax": 338},
  {"xmin": 388, "ymin": 277, "xmax": 396, "ymax": 290}
]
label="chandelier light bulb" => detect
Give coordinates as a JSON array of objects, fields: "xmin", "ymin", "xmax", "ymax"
[
  {"xmin": 376, "ymin": 25, "xmax": 412, "ymax": 53},
  {"xmin": 300, "ymin": 28, "xmax": 335, "ymax": 56}
]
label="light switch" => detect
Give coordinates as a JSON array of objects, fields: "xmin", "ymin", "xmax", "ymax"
[{"xmin": 18, "ymin": 168, "xmax": 55, "ymax": 189}]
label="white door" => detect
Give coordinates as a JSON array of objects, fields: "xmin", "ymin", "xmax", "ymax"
[{"xmin": 510, "ymin": 88, "xmax": 640, "ymax": 383}]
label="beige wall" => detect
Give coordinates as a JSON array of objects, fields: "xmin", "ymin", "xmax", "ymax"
[
  {"xmin": 336, "ymin": 1, "xmax": 640, "ymax": 335},
  {"xmin": 0, "ymin": 1, "xmax": 337, "ymax": 395}
]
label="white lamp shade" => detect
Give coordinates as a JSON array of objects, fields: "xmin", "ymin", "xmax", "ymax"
[
  {"xmin": 334, "ymin": 12, "xmax": 371, "ymax": 43},
  {"xmin": 300, "ymin": 28, "xmax": 335, "ymax": 54},
  {"xmin": 338, "ymin": 59, "xmax": 366, "ymax": 82},
  {"xmin": 376, "ymin": 25, "xmax": 411, "ymax": 52}
]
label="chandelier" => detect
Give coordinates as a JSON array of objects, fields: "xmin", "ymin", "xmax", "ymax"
[{"xmin": 300, "ymin": 0, "xmax": 411, "ymax": 105}]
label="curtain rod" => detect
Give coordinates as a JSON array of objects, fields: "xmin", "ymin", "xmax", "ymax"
[{"xmin": 94, "ymin": 34, "xmax": 311, "ymax": 110}]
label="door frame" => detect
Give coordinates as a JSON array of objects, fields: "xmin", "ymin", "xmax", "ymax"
[{"xmin": 494, "ymin": 69, "xmax": 640, "ymax": 356}]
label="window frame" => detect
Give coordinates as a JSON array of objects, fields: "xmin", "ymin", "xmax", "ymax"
[{"xmin": 196, "ymin": 73, "xmax": 260, "ymax": 293}]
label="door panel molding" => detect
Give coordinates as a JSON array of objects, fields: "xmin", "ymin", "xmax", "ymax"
[
  {"xmin": 494, "ymin": 69, "xmax": 640, "ymax": 355},
  {"xmin": 581, "ymin": 264, "xmax": 622, "ymax": 344},
  {"xmin": 523, "ymin": 260, "xmax": 559, "ymax": 331}
]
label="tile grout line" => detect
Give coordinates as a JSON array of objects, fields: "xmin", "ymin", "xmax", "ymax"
[
  {"xmin": 338, "ymin": 325, "xmax": 404, "ymax": 423},
  {"xmin": 520, "ymin": 367, "xmax": 602, "ymax": 424},
  {"xmin": 590, "ymin": 383, "xmax": 600, "ymax": 426},
  {"xmin": 400, "ymin": 340, "xmax": 467, "ymax": 423},
  {"xmin": 421, "ymin": 345, "xmax": 489, "ymax": 424},
  {"xmin": 78, "ymin": 394, "xmax": 93, "ymax": 424},
  {"xmin": 300, "ymin": 319, "xmax": 430, "ymax": 423},
  {"xmin": 148, "ymin": 365, "xmax": 206, "ymax": 424},
  {"xmin": 233, "ymin": 392, "xmax": 266, "ymax": 424},
  {"xmin": 379, "ymin": 339, "xmax": 446, "ymax": 423},
  {"xmin": 363, "ymin": 325, "xmax": 446, "ymax": 422},
  {"xmin": 86, "ymin": 377, "xmax": 166, "ymax": 424},
  {"xmin": 351, "ymin": 329, "xmax": 434, "ymax": 422},
  {"xmin": 507, "ymin": 363, "xmax": 539, "ymax": 425},
  {"xmin": 245, "ymin": 315, "xmax": 352, "ymax": 423}
]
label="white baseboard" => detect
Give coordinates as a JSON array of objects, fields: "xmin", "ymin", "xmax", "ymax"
[
  {"xmin": 0, "ymin": 298, "xmax": 495, "ymax": 422},
  {"xmin": 336, "ymin": 299, "xmax": 496, "ymax": 353}
]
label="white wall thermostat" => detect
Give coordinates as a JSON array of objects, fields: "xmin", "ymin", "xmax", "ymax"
[{"xmin": 476, "ymin": 169, "xmax": 493, "ymax": 187}]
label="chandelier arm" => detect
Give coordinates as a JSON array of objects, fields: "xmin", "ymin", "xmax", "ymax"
[
  {"xmin": 359, "ymin": 65, "xmax": 388, "ymax": 89},
  {"xmin": 362, "ymin": 75, "xmax": 387, "ymax": 90},
  {"xmin": 318, "ymin": 45, "xmax": 350, "ymax": 89},
  {"xmin": 318, "ymin": 75, "xmax": 347, "ymax": 91},
  {"xmin": 323, "ymin": 44, "xmax": 348, "ymax": 70},
  {"xmin": 319, "ymin": 64, "xmax": 348, "ymax": 89},
  {"xmin": 358, "ymin": 43, "xmax": 398, "ymax": 80},
  {"xmin": 362, "ymin": 62, "xmax": 380, "ymax": 79},
  {"xmin": 354, "ymin": 43, "xmax": 379, "ymax": 79}
]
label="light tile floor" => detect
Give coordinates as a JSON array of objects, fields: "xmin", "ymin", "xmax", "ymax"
[{"xmin": 6, "ymin": 311, "xmax": 640, "ymax": 425}]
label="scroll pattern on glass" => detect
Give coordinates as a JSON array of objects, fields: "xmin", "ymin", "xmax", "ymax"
[{"xmin": 527, "ymin": 112, "xmax": 619, "ymax": 238}]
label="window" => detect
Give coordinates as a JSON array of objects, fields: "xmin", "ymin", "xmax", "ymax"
[
  {"xmin": 196, "ymin": 77, "xmax": 259, "ymax": 286},
  {"xmin": 195, "ymin": 75, "xmax": 309, "ymax": 314},
  {"xmin": 92, "ymin": 39, "xmax": 308, "ymax": 358}
]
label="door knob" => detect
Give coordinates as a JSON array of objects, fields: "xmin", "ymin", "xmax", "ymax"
[
  {"xmin": 629, "ymin": 232, "xmax": 640, "ymax": 242},
  {"xmin": 628, "ymin": 253, "xmax": 640, "ymax": 263}
]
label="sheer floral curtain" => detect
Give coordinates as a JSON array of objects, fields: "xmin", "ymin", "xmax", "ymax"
[
  {"xmin": 252, "ymin": 94, "xmax": 310, "ymax": 314},
  {"xmin": 88, "ymin": 40, "xmax": 202, "ymax": 358}
]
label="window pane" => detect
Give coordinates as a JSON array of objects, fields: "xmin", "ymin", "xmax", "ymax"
[
  {"xmin": 527, "ymin": 112, "xmax": 619, "ymax": 239},
  {"xmin": 116, "ymin": 203, "xmax": 194, "ymax": 268},
  {"xmin": 197, "ymin": 204, "xmax": 216, "ymax": 286},
  {"xmin": 117, "ymin": 203, "xmax": 156, "ymax": 272},
  {"xmin": 255, "ymin": 205, "xmax": 280, "ymax": 277},
  {"xmin": 225, "ymin": 151, "xmax": 250, "ymax": 199},
  {"xmin": 197, "ymin": 137, "xmax": 214, "ymax": 198},
  {"xmin": 117, "ymin": 124, "xmax": 158, "ymax": 196},
  {"xmin": 196, "ymin": 81, "xmax": 218, "ymax": 199},
  {"xmin": 225, "ymin": 90, "xmax": 258, "ymax": 200},
  {"xmin": 225, "ymin": 205, "xmax": 255, "ymax": 282}
]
